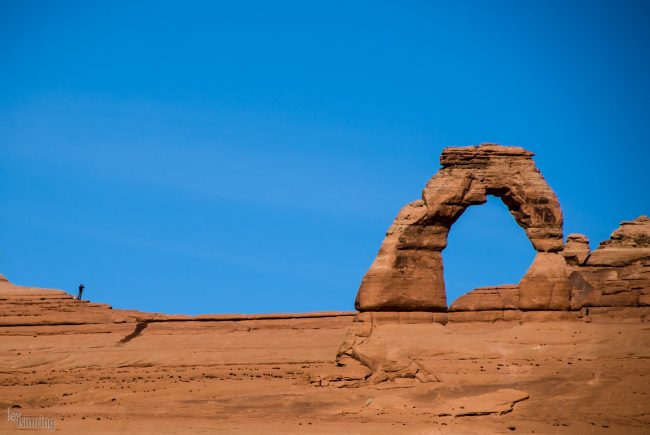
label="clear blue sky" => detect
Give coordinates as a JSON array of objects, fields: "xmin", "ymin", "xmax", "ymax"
[{"xmin": 1, "ymin": 1, "xmax": 648, "ymax": 314}]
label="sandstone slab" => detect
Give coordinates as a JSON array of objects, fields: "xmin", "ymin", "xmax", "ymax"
[
  {"xmin": 449, "ymin": 285, "xmax": 519, "ymax": 311},
  {"xmin": 519, "ymin": 252, "xmax": 571, "ymax": 310}
]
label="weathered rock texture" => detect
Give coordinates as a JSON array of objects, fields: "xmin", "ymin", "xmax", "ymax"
[
  {"xmin": 6, "ymin": 276, "xmax": 650, "ymax": 433},
  {"xmin": 331, "ymin": 309, "xmax": 650, "ymax": 434},
  {"xmin": 449, "ymin": 285, "xmax": 519, "ymax": 311},
  {"xmin": 444, "ymin": 215, "xmax": 650, "ymax": 320},
  {"xmin": 356, "ymin": 144, "xmax": 565, "ymax": 312},
  {"xmin": 0, "ymin": 277, "xmax": 353, "ymax": 326},
  {"xmin": 518, "ymin": 252, "xmax": 571, "ymax": 310},
  {"xmin": 563, "ymin": 233, "xmax": 591, "ymax": 266},
  {"xmin": 567, "ymin": 216, "xmax": 650, "ymax": 309}
]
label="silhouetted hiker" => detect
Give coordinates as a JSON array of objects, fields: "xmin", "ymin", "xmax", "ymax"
[{"xmin": 77, "ymin": 283, "xmax": 85, "ymax": 300}]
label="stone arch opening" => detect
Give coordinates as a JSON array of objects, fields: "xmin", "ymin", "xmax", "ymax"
[
  {"xmin": 355, "ymin": 144, "xmax": 570, "ymax": 312},
  {"xmin": 443, "ymin": 195, "xmax": 536, "ymax": 306}
]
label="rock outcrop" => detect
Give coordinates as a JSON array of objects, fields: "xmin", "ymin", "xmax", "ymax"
[
  {"xmin": 0, "ymin": 276, "xmax": 355, "ymax": 325},
  {"xmin": 3, "ymin": 275, "xmax": 648, "ymax": 434},
  {"xmin": 518, "ymin": 252, "xmax": 571, "ymax": 310},
  {"xmin": 567, "ymin": 216, "xmax": 650, "ymax": 309},
  {"xmin": 356, "ymin": 144, "xmax": 566, "ymax": 312},
  {"xmin": 356, "ymin": 144, "xmax": 648, "ymax": 317},
  {"xmin": 563, "ymin": 233, "xmax": 591, "ymax": 266},
  {"xmin": 445, "ymin": 215, "xmax": 650, "ymax": 318},
  {"xmin": 449, "ymin": 285, "xmax": 519, "ymax": 311}
]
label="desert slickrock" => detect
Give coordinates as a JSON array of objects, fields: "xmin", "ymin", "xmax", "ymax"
[
  {"xmin": 1, "ymin": 274, "xmax": 649, "ymax": 434},
  {"xmin": 1, "ymin": 144, "xmax": 648, "ymax": 434}
]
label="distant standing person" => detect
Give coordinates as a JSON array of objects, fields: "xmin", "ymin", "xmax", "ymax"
[{"xmin": 77, "ymin": 283, "xmax": 85, "ymax": 300}]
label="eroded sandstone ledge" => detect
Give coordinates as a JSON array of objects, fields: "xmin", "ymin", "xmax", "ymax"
[{"xmin": 0, "ymin": 275, "xmax": 355, "ymax": 327}]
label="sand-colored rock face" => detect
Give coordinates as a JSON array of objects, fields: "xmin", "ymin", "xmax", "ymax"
[
  {"xmin": 568, "ymin": 216, "xmax": 650, "ymax": 309},
  {"xmin": 587, "ymin": 216, "xmax": 650, "ymax": 265},
  {"xmin": 564, "ymin": 233, "xmax": 591, "ymax": 266},
  {"xmin": 356, "ymin": 144, "xmax": 564, "ymax": 312},
  {"xmin": 518, "ymin": 252, "xmax": 571, "ymax": 310},
  {"xmin": 449, "ymin": 285, "xmax": 519, "ymax": 311},
  {"xmin": 443, "ymin": 216, "xmax": 649, "ymax": 317},
  {"xmin": 1, "ymin": 277, "xmax": 649, "ymax": 434},
  {"xmin": 354, "ymin": 200, "xmax": 447, "ymax": 312}
]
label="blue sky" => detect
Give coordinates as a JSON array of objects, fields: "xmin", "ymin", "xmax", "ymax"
[{"xmin": 1, "ymin": 0, "xmax": 648, "ymax": 314}]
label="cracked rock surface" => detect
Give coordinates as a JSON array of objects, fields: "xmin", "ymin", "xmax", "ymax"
[{"xmin": 2, "ymin": 277, "xmax": 649, "ymax": 433}]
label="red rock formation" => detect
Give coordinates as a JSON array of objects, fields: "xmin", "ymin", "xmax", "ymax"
[
  {"xmin": 356, "ymin": 144, "xmax": 649, "ymax": 316},
  {"xmin": 449, "ymin": 285, "xmax": 519, "ymax": 311},
  {"xmin": 563, "ymin": 233, "xmax": 590, "ymax": 266},
  {"xmin": 356, "ymin": 144, "xmax": 566, "ymax": 312},
  {"xmin": 446, "ymin": 216, "xmax": 649, "ymax": 317},
  {"xmin": 518, "ymin": 252, "xmax": 571, "ymax": 310},
  {"xmin": 3, "ymin": 274, "xmax": 649, "ymax": 434},
  {"xmin": 0, "ymin": 276, "xmax": 355, "ymax": 326},
  {"xmin": 2, "ymin": 246, "xmax": 650, "ymax": 433},
  {"xmin": 568, "ymin": 216, "xmax": 650, "ymax": 309}
]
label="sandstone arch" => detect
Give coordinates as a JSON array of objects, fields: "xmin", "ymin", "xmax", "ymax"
[{"xmin": 355, "ymin": 144, "xmax": 570, "ymax": 312}]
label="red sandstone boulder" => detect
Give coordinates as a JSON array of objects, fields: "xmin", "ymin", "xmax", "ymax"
[
  {"xmin": 563, "ymin": 234, "xmax": 590, "ymax": 266},
  {"xmin": 519, "ymin": 253, "xmax": 571, "ymax": 310},
  {"xmin": 449, "ymin": 285, "xmax": 519, "ymax": 311}
]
